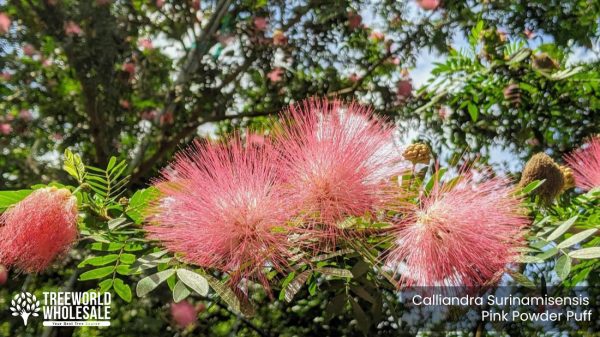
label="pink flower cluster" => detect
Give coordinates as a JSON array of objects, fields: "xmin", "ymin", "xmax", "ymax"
[
  {"xmin": 0, "ymin": 188, "xmax": 79, "ymax": 273},
  {"xmin": 146, "ymin": 98, "xmax": 405, "ymax": 285},
  {"xmin": 145, "ymin": 98, "xmax": 536, "ymax": 289}
]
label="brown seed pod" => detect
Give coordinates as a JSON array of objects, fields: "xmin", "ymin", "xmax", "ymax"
[
  {"xmin": 403, "ymin": 143, "xmax": 431, "ymax": 164},
  {"xmin": 519, "ymin": 153, "xmax": 565, "ymax": 201}
]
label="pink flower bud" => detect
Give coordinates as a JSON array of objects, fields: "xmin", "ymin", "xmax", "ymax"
[
  {"xmin": 417, "ymin": 0, "xmax": 440, "ymax": 10},
  {"xmin": 65, "ymin": 21, "xmax": 83, "ymax": 36},
  {"xmin": 396, "ymin": 79, "xmax": 413, "ymax": 99},
  {"xmin": 170, "ymin": 301, "xmax": 197, "ymax": 328},
  {"xmin": 0, "ymin": 12, "xmax": 11, "ymax": 35},
  {"xmin": 253, "ymin": 17, "xmax": 268, "ymax": 31},
  {"xmin": 23, "ymin": 44, "xmax": 36, "ymax": 57},
  {"xmin": 0, "ymin": 123, "xmax": 11, "ymax": 135},
  {"xmin": 347, "ymin": 12, "xmax": 362, "ymax": 31},
  {"xmin": 267, "ymin": 67, "xmax": 284, "ymax": 83}
]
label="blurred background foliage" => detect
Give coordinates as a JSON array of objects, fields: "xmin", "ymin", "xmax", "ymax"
[{"xmin": 0, "ymin": 0, "xmax": 599, "ymax": 336}]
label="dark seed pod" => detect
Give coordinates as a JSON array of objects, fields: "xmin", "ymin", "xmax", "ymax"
[{"xmin": 519, "ymin": 153, "xmax": 564, "ymax": 201}]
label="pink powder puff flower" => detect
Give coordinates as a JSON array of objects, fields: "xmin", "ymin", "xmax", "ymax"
[
  {"xmin": 156, "ymin": 0, "xmax": 165, "ymax": 8},
  {"xmin": 0, "ymin": 123, "xmax": 11, "ymax": 135},
  {"xmin": 64, "ymin": 21, "xmax": 83, "ymax": 36},
  {"xmin": 253, "ymin": 17, "xmax": 268, "ymax": 31},
  {"xmin": 145, "ymin": 136, "xmax": 296, "ymax": 289},
  {"xmin": 386, "ymin": 170, "xmax": 528, "ymax": 287},
  {"xmin": 0, "ymin": 187, "xmax": 79, "ymax": 273},
  {"xmin": 417, "ymin": 0, "xmax": 440, "ymax": 11},
  {"xmin": 1, "ymin": 72, "xmax": 12, "ymax": 81},
  {"xmin": 0, "ymin": 13, "xmax": 11, "ymax": 35},
  {"xmin": 267, "ymin": 67, "xmax": 284, "ymax": 82},
  {"xmin": 171, "ymin": 301, "xmax": 197, "ymax": 327},
  {"xmin": 275, "ymin": 99, "xmax": 405, "ymax": 245},
  {"xmin": 119, "ymin": 99, "xmax": 131, "ymax": 109},
  {"xmin": 564, "ymin": 136, "xmax": 600, "ymax": 191},
  {"xmin": 121, "ymin": 62, "xmax": 136, "ymax": 75}
]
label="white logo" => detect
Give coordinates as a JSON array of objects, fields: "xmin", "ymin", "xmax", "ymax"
[{"xmin": 10, "ymin": 292, "xmax": 41, "ymax": 326}]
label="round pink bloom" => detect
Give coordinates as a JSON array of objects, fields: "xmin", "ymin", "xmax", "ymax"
[
  {"xmin": 19, "ymin": 109, "xmax": 33, "ymax": 121},
  {"xmin": 565, "ymin": 136, "xmax": 600, "ymax": 191},
  {"xmin": 119, "ymin": 99, "xmax": 131, "ymax": 109},
  {"xmin": 267, "ymin": 67, "xmax": 284, "ymax": 83},
  {"xmin": 146, "ymin": 137, "xmax": 296, "ymax": 287},
  {"xmin": 0, "ymin": 13, "xmax": 11, "ymax": 35},
  {"xmin": 122, "ymin": 62, "xmax": 136, "ymax": 75},
  {"xmin": 0, "ymin": 188, "xmax": 79, "ymax": 273},
  {"xmin": 253, "ymin": 17, "xmax": 268, "ymax": 31},
  {"xmin": 171, "ymin": 301, "xmax": 197, "ymax": 327},
  {"xmin": 417, "ymin": 0, "xmax": 440, "ymax": 10},
  {"xmin": 0, "ymin": 265, "xmax": 7, "ymax": 285},
  {"xmin": 386, "ymin": 171, "xmax": 527, "ymax": 287},
  {"xmin": 0, "ymin": 123, "xmax": 11, "ymax": 135},
  {"xmin": 138, "ymin": 38, "xmax": 153, "ymax": 50},
  {"xmin": 156, "ymin": 0, "xmax": 165, "ymax": 8},
  {"xmin": 396, "ymin": 79, "xmax": 413, "ymax": 99},
  {"xmin": 64, "ymin": 21, "xmax": 83, "ymax": 36},
  {"xmin": 275, "ymin": 99, "xmax": 405, "ymax": 243},
  {"xmin": 23, "ymin": 44, "xmax": 36, "ymax": 57}
]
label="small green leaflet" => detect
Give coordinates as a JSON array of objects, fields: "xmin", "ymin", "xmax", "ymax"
[
  {"xmin": 569, "ymin": 247, "xmax": 600, "ymax": 259},
  {"xmin": 113, "ymin": 278, "xmax": 132, "ymax": 303},
  {"xmin": 556, "ymin": 229, "xmax": 597, "ymax": 249},
  {"xmin": 555, "ymin": 255, "xmax": 571, "ymax": 280},
  {"xmin": 547, "ymin": 215, "xmax": 578, "ymax": 241},
  {"xmin": 176, "ymin": 269, "xmax": 209, "ymax": 296},
  {"xmin": 0, "ymin": 190, "xmax": 32, "ymax": 212},
  {"xmin": 136, "ymin": 269, "xmax": 175, "ymax": 297}
]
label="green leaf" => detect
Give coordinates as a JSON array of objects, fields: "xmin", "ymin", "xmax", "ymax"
[
  {"xmin": 116, "ymin": 264, "xmax": 132, "ymax": 276},
  {"xmin": 350, "ymin": 298, "xmax": 370, "ymax": 335},
  {"xmin": 515, "ymin": 255, "xmax": 544, "ymax": 264},
  {"xmin": 316, "ymin": 267, "xmax": 353, "ymax": 278},
  {"xmin": 520, "ymin": 180, "xmax": 545, "ymax": 195},
  {"xmin": 325, "ymin": 293, "xmax": 347, "ymax": 321},
  {"xmin": 555, "ymin": 255, "xmax": 571, "ymax": 280},
  {"xmin": 310, "ymin": 248, "xmax": 353, "ymax": 262},
  {"xmin": 120, "ymin": 254, "xmax": 137, "ymax": 264},
  {"xmin": 113, "ymin": 278, "xmax": 132, "ymax": 303},
  {"xmin": 350, "ymin": 285, "xmax": 375, "ymax": 303},
  {"xmin": 90, "ymin": 243, "xmax": 125, "ymax": 251},
  {"xmin": 508, "ymin": 271, "xmax": 536, "ymax": 288},
  {"xmin": 108, "ymin": 217, "xmax": 130, "ymax": 230},
  {"xmin": 535, "ymin": 247, "xmax": 558, "ymax": 261},
  {"xmin": 126, "ymin": 187, "xmax": 160, "ymax": 224},
  {"xmin": 0, "ymin": 190, "xmax": 32, "ymax": 211},
  {"xmin": 547, "ymin": 215, "xmax": 579, "ymax": 241},
  {"xmin": 136, "ymin": 269, "xmax": 175, "ymax": 297},
  {"xmin": 176, "ymin": 269, "xmax": 209, "ymax": 296},
  {"xmin": 173, "ymin": 281, "xmax": 191, "ymax": 303},
  {"xmin": 351, "ymin": 260, "xmax": 370, "ymax": 278},
  {"xmin": 63, "ymin": 149, "xmax": 86, "ymax": 183},
  {"xmin": 569, "ymin": 247, "xmax": 600, "ymax": 259},
  {"xmin": 467, "ymin": 102, "xmax": 478, "ymax": 122},
  {"xmin": 79, "ymin": 266, "xmax": 115, "ymax": 281},
  {"xmin": 78, "ymin": 254, "xmax": 119, "ymax": 268},
  {"xmin": 205, "ymin": 274, "xmax": 254, "ymax": 316},
  {"xmin": 284, "ymin": 270, "xmax": 311, "ymax": 303},
  {"xmin": 556, "ymin": 229, "xmax": 598, "ymax": 249},
  {"xmin": 98, "ymin": 279, "xmax": 113, "ymax": 292}
]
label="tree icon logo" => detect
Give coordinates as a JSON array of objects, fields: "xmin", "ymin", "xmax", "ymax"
[{"xmin": 9, "ymin": 292, "xmax": 41, "ymax": 326}]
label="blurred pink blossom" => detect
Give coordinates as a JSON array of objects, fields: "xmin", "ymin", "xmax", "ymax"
[
  {"xmin": 0, "ymin": 13, "xmax": 11, "ymax": 35},
  {"xmin": 19, "ymin": 109, "xmax": 32, "ymax": 121},
  {"xmin": 417, "ymin": 0, "xmax": 440, "ymax": 10},
  {"xmin": 0, "ymin": 123, "xmax": 11, "ymax": 135},
  {"xmin": 272, "ymin": 30, "xmax": 288, "ymax": 46},
  {"xmin": 347, "ymin": 12, "xmax": 362, "ymax": 30},
  {"xmin": 138, "ymin": 38, "xmax": 153, "ymax": 50},
  {"xmin": 23, "ymin": 44, "xmax": 36, "ymax": 57},
  {"xmin": 65, "ymin": 21, "xmax": 83, "ymax": 36},
  {"xmin": 171, "ymin": 301, "xmax": 197, "ymax": 328},
  {"xmin": 253, "ymin": 17, "xmax": 268, "ymax": 31},
  {"xmin": 267, "ymin": 67, "xmax": 284, "ymax": 82}
]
